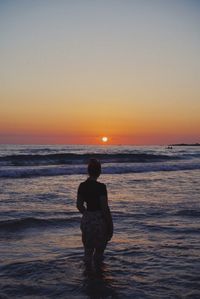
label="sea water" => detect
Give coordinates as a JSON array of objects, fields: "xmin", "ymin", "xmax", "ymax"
[{"xmin": 0, "ymin": 145, "xmax": 200, "ymax": 298}]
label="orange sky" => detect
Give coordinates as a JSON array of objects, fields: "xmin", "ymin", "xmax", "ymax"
[{"xmin": 0, "ymin": 1, "xmax": 200, "ymax": 145}]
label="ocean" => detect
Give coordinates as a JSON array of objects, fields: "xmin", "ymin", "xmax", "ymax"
[{"xmin": 0, "ymin": 144, "xmax": 199, "ymax": 299}]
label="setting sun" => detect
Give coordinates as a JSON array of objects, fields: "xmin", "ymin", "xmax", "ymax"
[{"xmin": 102, "ymin": 136, "xmax": 108, "ymax": 143}]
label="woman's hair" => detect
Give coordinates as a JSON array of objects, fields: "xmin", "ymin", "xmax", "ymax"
[{"xmin": 88, "ymin": 158, "xmax": 101, "ymax": 177}]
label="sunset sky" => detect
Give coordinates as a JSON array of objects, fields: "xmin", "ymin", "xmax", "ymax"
[{"xmin": 1, "ymin": 0, "xmax": 200, "ymax": 145}]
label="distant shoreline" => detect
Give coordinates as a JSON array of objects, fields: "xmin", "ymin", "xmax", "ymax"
[{"xmin": 169, "ymin": 143, "xmax": 200, "ymax": 146}]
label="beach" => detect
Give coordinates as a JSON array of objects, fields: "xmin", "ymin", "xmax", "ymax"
[{"xmin": 0, "ymin": 145, "xmax": 200, "ymax": 298}]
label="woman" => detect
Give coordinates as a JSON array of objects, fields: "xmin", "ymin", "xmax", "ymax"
[{"xmin": 77, "ymin": 158, "xmax": 113, "ymax": 263}]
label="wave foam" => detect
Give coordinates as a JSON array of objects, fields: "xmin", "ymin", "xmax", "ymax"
[{"xmin": 0, "ymin": 161, "xmax": 199, "ymax": 178}]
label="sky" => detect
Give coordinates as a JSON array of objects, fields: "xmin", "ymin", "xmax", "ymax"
[{"xmin": 0, "ymin": 0, "xmax": 200, "ymax": 145}]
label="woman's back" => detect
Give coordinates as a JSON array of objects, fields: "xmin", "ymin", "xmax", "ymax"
[
  {"xmin": 78, "ymin": 179, "xmax": 107, "ymax": 211},
  {"xmin": 76, "ymin": 159, "xmax": 113, "ymax": 263}
]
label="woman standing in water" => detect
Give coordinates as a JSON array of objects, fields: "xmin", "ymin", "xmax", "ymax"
[{"xmin": 77, "ymin": 159, "xmax": 113, "ymax": 263}]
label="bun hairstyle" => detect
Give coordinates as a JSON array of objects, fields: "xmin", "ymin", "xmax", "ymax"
[{"xmin": 88, "ymin": 158, "xmax": 101, "ymax": 177}]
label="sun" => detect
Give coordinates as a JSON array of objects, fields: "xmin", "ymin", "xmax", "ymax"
[{"xmin": 102, "ymin": 136, "xmax": 108, "ymax": 143}]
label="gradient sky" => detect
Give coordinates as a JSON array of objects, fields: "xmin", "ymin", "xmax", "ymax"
[{"xmin": 0, "ymin": 0, "xmax": 200, "ymax": 145}]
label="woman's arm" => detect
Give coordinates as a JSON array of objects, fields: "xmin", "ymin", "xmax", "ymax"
[
  {"xmin": 100, "ymin": 195, "xmax": 113, "ymax": 241},
  {"xmin": 76, "ymin": 194, "xmax": 86, "ymax": 214}
]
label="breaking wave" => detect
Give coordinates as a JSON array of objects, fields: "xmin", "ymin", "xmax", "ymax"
[
  {"xmin": 0, "ymin": 152, "xmax": 180, "ymax": 166},
  {"xmin": 0, "ymin": 161, "xmax": 199, "ymax": 178}
]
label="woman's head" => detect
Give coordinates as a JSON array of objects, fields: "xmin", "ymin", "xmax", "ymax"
[{"xmin": 88, "ymin": 158, "xmax": 101, "ymax": 178}]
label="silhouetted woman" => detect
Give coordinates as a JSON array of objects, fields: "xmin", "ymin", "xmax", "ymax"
[{"xmin": 77, "ymin": 158, "xmax": 113, "ymax": 263}]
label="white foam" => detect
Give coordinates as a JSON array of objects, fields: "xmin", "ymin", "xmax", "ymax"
[{"xmin": 0, "ymin": 161, "xmax": 199, "ymax": 178}]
